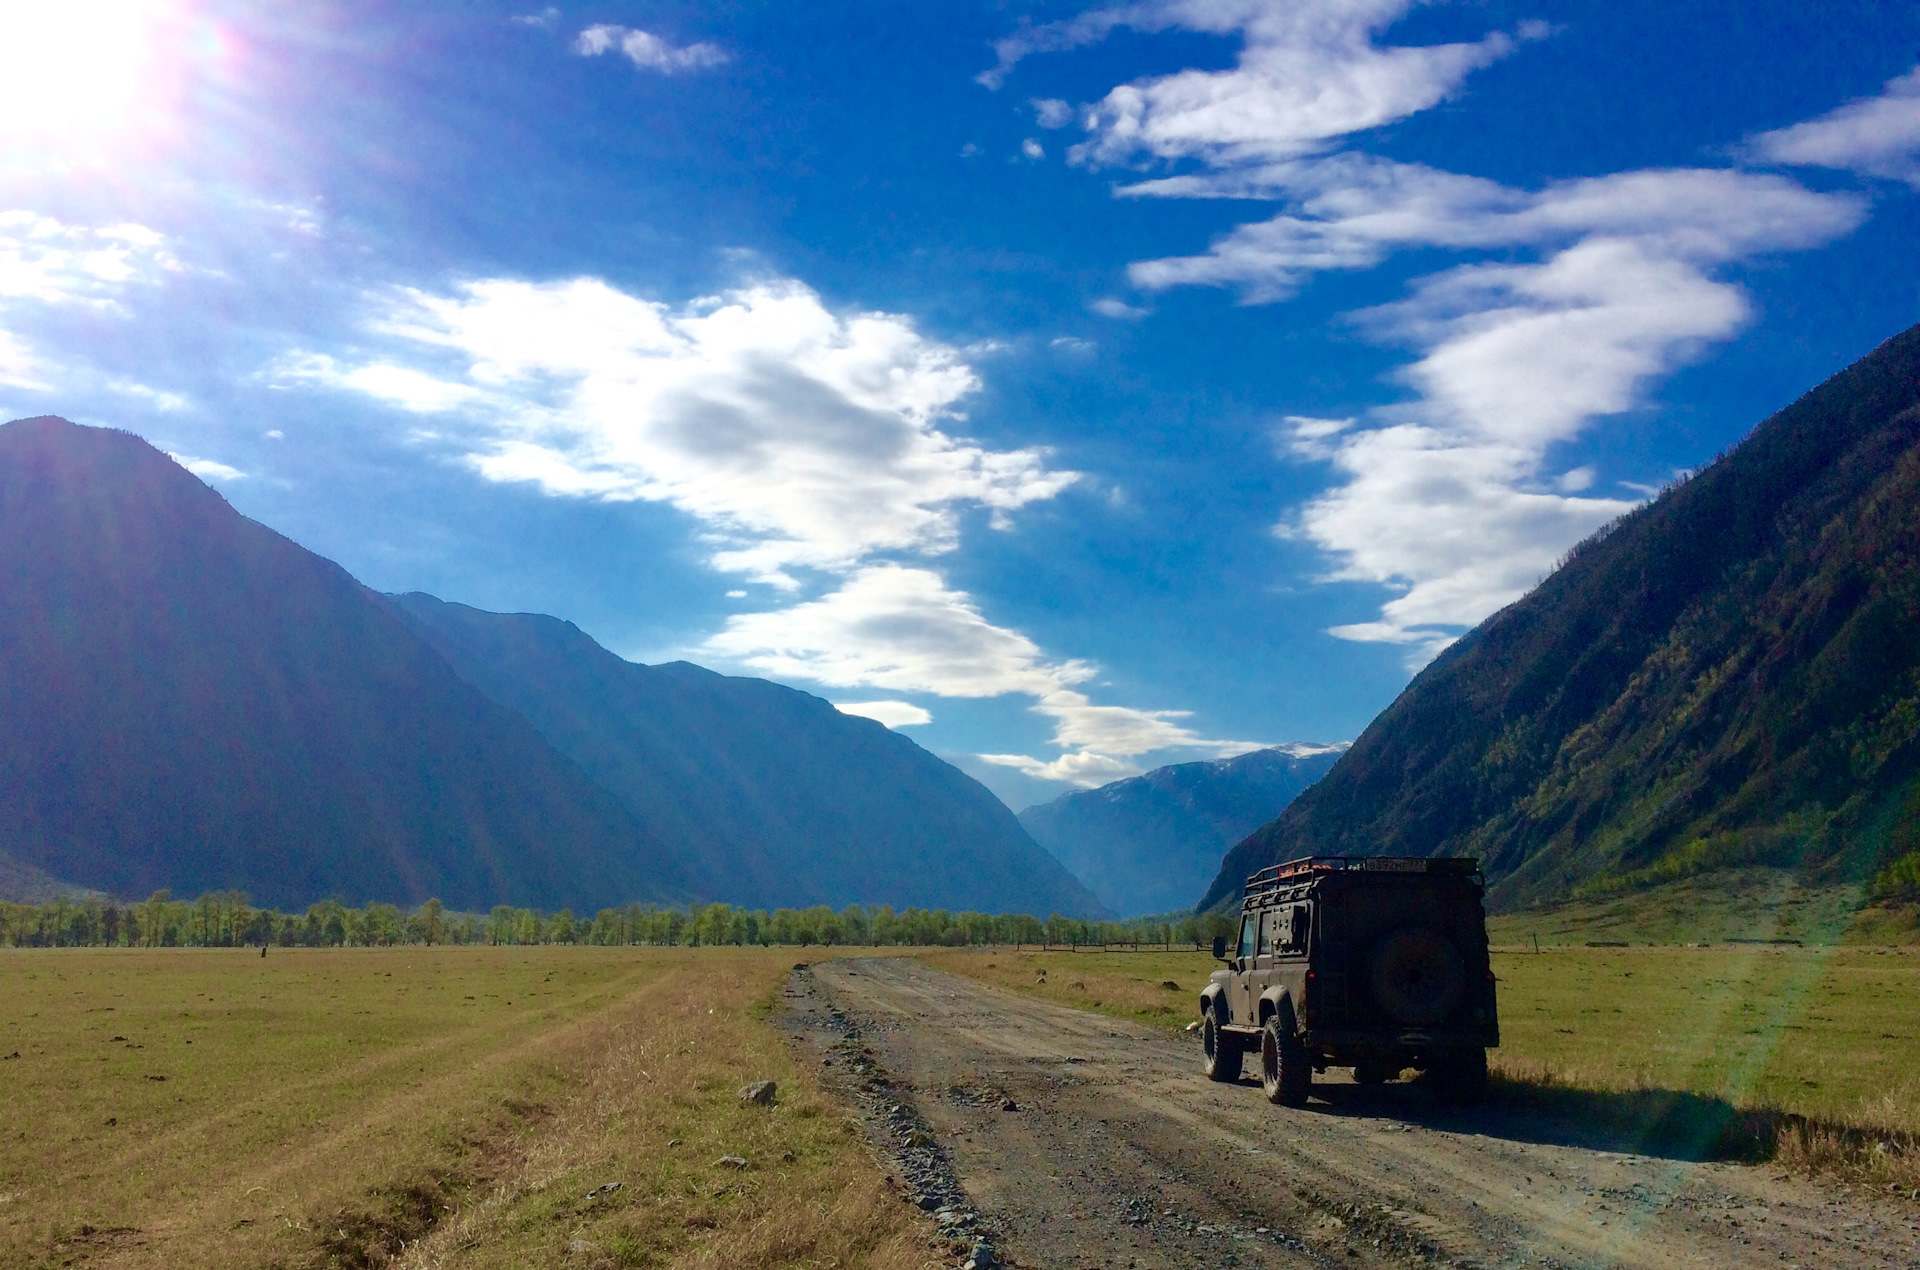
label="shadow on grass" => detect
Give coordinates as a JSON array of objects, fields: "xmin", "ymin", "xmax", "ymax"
[{"xmin": 1291, "ymin": 1072, "xmax": 1916, "ymax": 1179}]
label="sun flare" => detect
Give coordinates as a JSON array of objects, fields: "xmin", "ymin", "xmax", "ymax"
[{"xmin": 0, "ymin": 0, "xmax": 205, "ymax": 156}]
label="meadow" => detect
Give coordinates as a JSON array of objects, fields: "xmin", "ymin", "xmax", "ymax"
[
  {"xmin": 5, "ymin": 937, "xmax": 1916, "ymax": 1270},
  {"xmin": 922, "ymin": 941, "xmax": 1920, "ymax": 1186},
  {"xmin": 0, "ymin": 946, "xmax": 931, "ymax": 1270}
]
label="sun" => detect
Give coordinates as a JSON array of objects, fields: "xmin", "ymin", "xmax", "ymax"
[{"xmin": 0, "ymin": 0, "xmax": 209, "ymax": 158}]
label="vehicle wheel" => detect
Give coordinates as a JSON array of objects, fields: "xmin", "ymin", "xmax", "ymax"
[
  {"xmin": 1202, "ymin": 1007, "xmax": 1242, "ymax": 1082},
  {"xmin": 1352, "ymin": 1062, "xmax": 1395, "ymax": 1085},
  {"xmin": 1260, "ymin": 1015, "xmax": 1311, "ymax": 1107},
  {"xmin": 1430, "ymin": 1047, "xmax": 1488, "ymax": 1106}
]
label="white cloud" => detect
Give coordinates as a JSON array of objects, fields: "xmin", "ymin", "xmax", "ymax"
[
  {"xmin": 1021, "ymin": 138, "xmax": 1045, "ymax": 160},
  {"xmin": 108, "ymin": 380, "xmax": 189, "ymax": 411},
  {"xmin": 308, "ymin": 271, "xmax": 1244, "ymax": 785},
  {"xmin": 979, "ymin": 1, "xmax": 1533, "ymax": 166},
  {"xmin": 310, "ymin": 275, "xmax": 1075, "ymax": 586},
  {"xmin": 1032, "ymin": 98, "xmax": 1074, "ymax": 128},
  {"xmin": 168, "ymin": 452, "xmax": 245, "ymax": 482},
  {"xmin": 704, "ymin": 564, "xmax": 1264, "ymax": 785},
  {"xmin": 1007, "ymin": 3, "xmax": 1874, "ymax": 660},
  {"xmin": 1127, "ymin": 160, "xmax": 1861, "ymax": 300},
  {"xmin": 1088, "ymin": 296, "xmax": 1150, "ymax": 320},
  {"xmin": 513, "ymin": 7, "xmax": 560, "ymax": 29},
  {"xmin": 1750, "ymin": 65, "xmax": 1920, "ymax": 188},
  {"xmin": 834, "ymin": 700, "xmax": 933, "ymax": 728},
  {"xmin": 1278, "ymin": 226, "xmax": 1844, "ymax": 656},
  {"xmin": 705, "ymin": 564, "xmax": 1081, "ymax": 697},
  {"xmin": 575, "ymin": 24, "xmax": 728, "ymax": 73},
  {"xmin": 977, "ymin": 749, "xmax": 1142, "ymax": 785},
  {"xmin": 1124, "ymin": 165, "xmax": 1860, "ymax": 652},
  {"xmin": 0, "ymin": 329, "xmax": 42, "ymax": 389},
  {"xmin": 0, "ymin": 211, "xmax": 176, "ymax": 392},
  {"xmin": 0, "ymin": 210, "xmax": 177, "ymax": 306}
]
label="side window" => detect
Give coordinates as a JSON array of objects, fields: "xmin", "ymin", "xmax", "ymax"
[
  {"xmin": 1256, "ymin": 909, "xmax": 1274, "ymax": 955},
  {"xmin": 1236, "ymin": 915, "xmax": 1256, "ymax": 959}
]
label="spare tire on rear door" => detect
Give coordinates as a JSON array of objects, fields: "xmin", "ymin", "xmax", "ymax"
[{"xmin": 1368, "ymin": 927, "xmax": 1466, "ymax": 1026}]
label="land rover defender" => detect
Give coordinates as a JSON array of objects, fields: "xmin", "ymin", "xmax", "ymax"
[{"xmin": 1200, "ymin": 856, "xmax": 1498, "ymax": 1107}]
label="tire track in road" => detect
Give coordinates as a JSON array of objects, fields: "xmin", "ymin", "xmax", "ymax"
[{"xmin": 783, "ymin": 956, "xmax": 1916, "ymax": 1270}]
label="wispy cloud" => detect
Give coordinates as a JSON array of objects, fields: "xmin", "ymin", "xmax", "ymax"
[
  {"xmin": 0, "ymin": 210, "xmax": 178, "ymax": 393},
  {"xmin": 705, "ymin": 564, "xmax": 1263, "ymax": 784},
  {"xmin": 1032, "ymin": 97, "xmax": 1074, "ymax": 128},
  {"xmin": 834, "ymin": 700, "xmax": 932, "ymax": 728},
  {"xmin": 1006, "ymin": 2, "xmax": 1874, "ymax": 661},
  {"xmin": 299, "ymin": 276, "xmax": 1071, "ymax": 585},
  {"xmin": 981, "ymin": 0, "xmax": 1538, "ymax": 166},
  {"xmin": 574, "ymin": 24, "xmax": 728, "ymax": 74},
  {"xmin": 0, "ymin": 210, "xmax": 177, "ymax": 306},
  {"xmin": 303, "ymin": 272, "xmax": 1242, "ymax": 785},
  {"xmin": 168, "ymin": 452, "xmax": 245, "ymax": 482},
  {"xmin": 1749, "ymin": 64, "xmax": 1920, "ymax": 188}
]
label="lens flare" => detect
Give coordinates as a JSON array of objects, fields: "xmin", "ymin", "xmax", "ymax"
[{"xmin": 0, "ymin": 0, "xmax": 212, "ymax": 160}]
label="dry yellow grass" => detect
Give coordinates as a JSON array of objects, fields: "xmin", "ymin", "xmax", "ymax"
[
  {"xmin": 921, "ymin": 944, "xmax": 1920, "ymax": 1189},
  {"xmin": 915, "ymin": 947, "xmax": 1208, "ymax": 1030},
  {"xmin": 0, "ymin": 946, "xmax": 935, "ymax": 1270}
]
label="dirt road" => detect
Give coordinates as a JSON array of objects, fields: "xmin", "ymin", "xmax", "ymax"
[{"xmin": 779, "ymin": 957, "xmax": 1916, "ymax": 1270}]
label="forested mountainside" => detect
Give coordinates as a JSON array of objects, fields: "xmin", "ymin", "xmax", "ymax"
[
  {"xmin": 0, "ymin": 417, "xmax": 678, "ymax": 911},
  {"xmin": 1019, "ymin": 745, "xmax": 1342, "ymax": 916},
  {"xmin": 389, "ymin": 594, "xmax": 1108, "ymax": 917},
  {"xmin": 1203, "ymin": 322, "xmax": 1920, "ymax": 913}
]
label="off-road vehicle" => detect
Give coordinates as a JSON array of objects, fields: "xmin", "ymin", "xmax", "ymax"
[{"xmin": 1200, "ymin": 856, "xmax": 1498, "ymax": 1107}]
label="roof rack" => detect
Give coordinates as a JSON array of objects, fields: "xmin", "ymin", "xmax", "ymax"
[{"xmin": 1245, "ymin": 855, "xmax": 1480, "ymax": 894}]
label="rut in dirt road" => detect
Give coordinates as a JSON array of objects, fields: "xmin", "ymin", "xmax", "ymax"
[{"xmin": 779, "ymin": 957, "xmax": 1918, "ymax": 1270}]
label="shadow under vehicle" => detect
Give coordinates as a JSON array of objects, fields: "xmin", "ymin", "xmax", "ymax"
[{"xmin": 1200, "ymin": 856, "xmax": 1499, "ymax": 1107}]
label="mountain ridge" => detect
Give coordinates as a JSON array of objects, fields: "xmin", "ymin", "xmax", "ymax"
[
  {"xmin": 1019, "ymin": 744, "xmax": 1343, "ymax": 916},
  {"xmin": 1202, "ymin": 321, "xmax": 1920, "ymax": 913},
  {"xmin": 388, "ymin": 593, "xmax": 1110, "ymax": 916},
  {"xmin": 0, "ymin": 416, "xmax": 677, "ymax": 912}
]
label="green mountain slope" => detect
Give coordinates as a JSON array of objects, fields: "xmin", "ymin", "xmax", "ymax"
[
  {"xmin": 388, "ymin": 593, "xmax": 1111, "ymax": 917},
  {"xmin": 0, "ymin": 417, "xmax": 681, "ymax": 911},
  {"xmin": 1018, "ymin": 745, "xmax": 1342, "ymax": 916},
  {"xmin": 1202, "ymin": 322, "xmax": 1920, "ymax": 913}
]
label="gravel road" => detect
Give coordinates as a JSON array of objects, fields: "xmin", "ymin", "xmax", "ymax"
[{"xmin": 778, "ymin": 956, "xmax": 1916, "ymax": 1270}]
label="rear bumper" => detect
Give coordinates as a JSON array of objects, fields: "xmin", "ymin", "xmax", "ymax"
[{"xmin": 1308, "ymin": 1026, "xmax": 1499, "ymax": 1050}]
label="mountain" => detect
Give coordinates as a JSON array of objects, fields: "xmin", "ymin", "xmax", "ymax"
[
  {"xmin": 1017, "ymin": 745, "xmax": 1344, "ymax": 916},
  {"xmin": 1202, "ymin": 321, "xmax": 1920, "ymax": 913},
  {"xmin": 0, "ymin": 416, "xmax": 681, "ymax": 912},
  {"xmin": 387, "ymin": 593, "xmax": 1109, "ymax": 917}
]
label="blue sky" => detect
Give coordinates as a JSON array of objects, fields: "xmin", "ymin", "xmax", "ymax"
[{"xmin": 3, "ymin": 1, "xmax": 1918, "ymax": 809}]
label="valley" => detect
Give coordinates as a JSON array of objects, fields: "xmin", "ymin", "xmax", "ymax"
[
  {"xmin": 789, "ymin": 956, "xmax": 1917, "ymax": 1270},
  {"xmin": 4, "ymin": 939, "xmax": 1915, "ymax": 1269}
]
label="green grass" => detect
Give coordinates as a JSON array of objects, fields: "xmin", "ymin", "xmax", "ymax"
[
  {"xmin": 0, "ymin": 947, "xmax": 932, "ymax": 1270},
  {"xmin": 1487, "ymin": 867, "xmax": 1865, "ymax": 947},
  {"xmin": 924, "ymin": 941, "xmax": 1920, "ymax": 1149}
]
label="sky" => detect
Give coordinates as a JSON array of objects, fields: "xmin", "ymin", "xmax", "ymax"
[{"xmin": 2, "ymin": 1, "xmax": 1918, "ymax": 810}]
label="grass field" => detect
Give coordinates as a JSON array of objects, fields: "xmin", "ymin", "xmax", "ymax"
[
  {"xmin": 0, "ymin": 946, "xmax": 932, "ymax": 1270},
  {"xmin": 6, "ymin": 939, "xmax": 1916, "ymax": 1269},
  {"xmin": 922, "ymin": 942, "xmax": 1920, "ymax": 1183}
]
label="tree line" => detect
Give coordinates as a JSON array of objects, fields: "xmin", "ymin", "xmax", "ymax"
[{"xmin": 0, "ymin": 890, "xmax": 1238, "ymax": 950}]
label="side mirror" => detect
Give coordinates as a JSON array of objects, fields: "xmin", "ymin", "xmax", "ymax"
[{"xmin": 1211, "ymin": 934, "xmax": 1228, "ymax": 960}]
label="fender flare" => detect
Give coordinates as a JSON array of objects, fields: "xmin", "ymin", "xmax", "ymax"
[
  {"xmin": 1257, "ymin": 987, "xmax": 1296, "ymax": 1031},
  {"xmin": 1199, "ymin": 982, "xmax": 1227, "ymax": 1021}
]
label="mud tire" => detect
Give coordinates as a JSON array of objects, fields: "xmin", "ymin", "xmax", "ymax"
[
  {"xmin": 1202, "ymin": 1007, "xmax": 1242, "ymax": 1083},
  {"xmin": 1260, "ymin": 1014, "xmax": 1311, "ymax": 1107}
]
